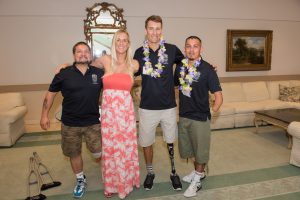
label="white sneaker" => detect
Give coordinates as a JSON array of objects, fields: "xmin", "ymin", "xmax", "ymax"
[
  {"xmin": 182, "ymin": 170, "xmax": 206, "ymax": 183},
  {"xmin": 183, "ymin": 179, "xmax": 202, "ymax": 198}
]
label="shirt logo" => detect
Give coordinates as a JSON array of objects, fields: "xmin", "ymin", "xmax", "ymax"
[{"xmin": 91, "ymin": 74, "xmax": 98, "ymax": 84}]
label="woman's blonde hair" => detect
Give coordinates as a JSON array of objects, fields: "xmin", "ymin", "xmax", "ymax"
[{"xmin": 110, "ymin": 29, "xmax": 134, "ymax": 76}]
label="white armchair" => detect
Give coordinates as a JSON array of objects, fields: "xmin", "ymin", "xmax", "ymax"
[
  {"xmin": 287, "ymin": 121, "xmax": 300, "ymax": 167},
  {"xmin": 0, "ymin": 93, "xmax": 27, "ymax": 146}
]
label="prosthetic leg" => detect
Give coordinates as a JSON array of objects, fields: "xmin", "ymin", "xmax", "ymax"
[
  {"xmin": 33, "ymin": 152, "xmax": 61, "ymax": 191},
  {"xmin": 25, "ymin": 157, "xmax": 46, "ymax": 200}
]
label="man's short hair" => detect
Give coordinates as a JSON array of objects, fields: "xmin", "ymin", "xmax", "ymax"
[
  {"xmin": 185, "ymin": 36, "xmax": 202, "ymax": 45},
  {"xmin": 72, "ymin": 41, "xmax": 91, "ymax": 54},
  {"xmin": 145, "ymin": 15, "xmax": 163, "ymax": 28}
]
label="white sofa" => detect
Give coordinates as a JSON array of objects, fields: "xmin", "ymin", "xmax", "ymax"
[
  {"xmin": 287, "ymin": 121, "xmax": 300, "ymax": 167},
  {"xmin": 211, "ymin": 80, "xmax": 300, "ymax": 129},
  {"xmin": 0, "ymin": 93, "xmax": 27, "ymax": 146},
  {"xmin": 132, "ymin": 80, "xmax": 299, "ymax": 129}
]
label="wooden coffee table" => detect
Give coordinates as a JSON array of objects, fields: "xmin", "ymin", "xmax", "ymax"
[{"xmin": 254, "ymin": 108, "xmax": 300, "ymax": 149}]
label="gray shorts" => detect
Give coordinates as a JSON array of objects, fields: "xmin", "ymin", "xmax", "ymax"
[
  {"xmin": 178, "ymin": 117, "xmax": 211, "ymax": 164},
  {"xmin": 61, "ymin": 123, "xmax": 101, "ymax": 158},
  {"xmin": 138, "ymin": 108, "xmax": 177, "ymax": 147}
]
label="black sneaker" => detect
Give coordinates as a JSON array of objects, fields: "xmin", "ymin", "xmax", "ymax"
[
  {"xmin": 170, "ymin": 173, "xmax": 182, "ymax": 191},
  {"xmin": 143, "ymin": 173, "xmax": 155, "ymax": 190}
]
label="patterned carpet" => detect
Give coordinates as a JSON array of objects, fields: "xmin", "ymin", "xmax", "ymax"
[
  {"xmin": 36, "ymin": 165, "xmax": 300, "ymax": 200},
  {"xmin": 141, "ymin": 167, "xmax": 300, "ymax": 200},
  {"xmin": 1, "ymin": 126, "xmax": 300, "ymax": 200}
]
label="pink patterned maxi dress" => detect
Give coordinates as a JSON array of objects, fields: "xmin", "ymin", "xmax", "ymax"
[{"xmin": 101, "ymin": 73, "xmax": 140, "ymax": 199}]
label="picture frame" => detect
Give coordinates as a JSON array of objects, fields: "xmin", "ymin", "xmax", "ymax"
[{"xmin": 226, "ymin": 29, "xmax": 273, "ymax": 71}]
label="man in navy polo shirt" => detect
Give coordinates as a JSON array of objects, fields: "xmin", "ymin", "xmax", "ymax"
[
  {"xmin": 134, "ymin": 15, "xmax": 184, "ymax": 191},
  {"xmin": 40, "ymin": 41, "xmax": 104, "ymax": 198},
  {"xmin": 174, "ymin": 36, "xmax": 223, "ymax": 198}
]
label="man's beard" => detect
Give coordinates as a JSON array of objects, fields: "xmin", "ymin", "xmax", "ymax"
[{"xmin": 74, "ymin": 60, "xmax": 92, "ymax": 65}]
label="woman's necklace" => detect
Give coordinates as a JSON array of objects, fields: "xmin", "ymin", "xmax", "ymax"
[
  {"xmin": 142, "ymin": 38, "xmax": 168, "ymax": 78},
  {"xmin": 179, "ymin": 58, "xmax": 201, "ymax": 97}
]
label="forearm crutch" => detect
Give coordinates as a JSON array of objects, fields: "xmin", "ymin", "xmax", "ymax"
[
  {"xmin": 33, "ymin": 152, "xmax": 61, "ymax": 191},
  {"xmin": 25, "ymin": 157, "xmax": 46, "ymax": 200}
]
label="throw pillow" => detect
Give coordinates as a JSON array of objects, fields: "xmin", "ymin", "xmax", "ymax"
[{"xmin": 279, "ymin": 84, "xmax": 300, "ymax": 102}]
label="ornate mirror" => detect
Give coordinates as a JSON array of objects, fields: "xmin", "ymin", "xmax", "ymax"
[{"xmin": 84, "ymin": 2, "xmax": 126, "ymax": 58}]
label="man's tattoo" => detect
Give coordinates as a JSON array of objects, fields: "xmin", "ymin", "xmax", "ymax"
[{"xmin": 43, "ymin": 99, "xmax": 48, "ymax": 110}]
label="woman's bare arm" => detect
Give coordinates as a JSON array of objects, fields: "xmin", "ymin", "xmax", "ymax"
[
  {"xmin": 92, "ymin": 55, "xmax": 108, "ymax": 69},
  {"xmin": 132, "ymin": 59, "xmax": 139, "ymax": 73}
]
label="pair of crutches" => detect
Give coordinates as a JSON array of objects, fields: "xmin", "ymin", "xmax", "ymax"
[{"xmin": 25, "ymin": 152, "xmax": 61, "ymax": 200}]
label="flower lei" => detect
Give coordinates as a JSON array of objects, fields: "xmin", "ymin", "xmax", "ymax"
[
  {"xmin": 142, "ymin": 38, "xmax": 168, "ymax": 78},
  {"xmin": 179, "ymin": 58, "xmax": 201, "ymax": 97}
]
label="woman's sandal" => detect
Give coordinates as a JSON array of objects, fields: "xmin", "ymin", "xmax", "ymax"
[{"xmin": 104, "ymin": 192, "xmax": 112, "ymax": 198}]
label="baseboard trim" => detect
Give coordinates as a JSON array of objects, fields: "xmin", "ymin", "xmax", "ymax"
[
  {"xmin": 0, "ymin": 84, "xmax": 49, "ymax": 92},
  {"xmin": 219, "ymin": 74, "xmax": 300, "ymax": 82}
]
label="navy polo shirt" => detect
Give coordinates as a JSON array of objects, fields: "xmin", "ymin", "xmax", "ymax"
[
  {"xmin": 174, "ymin": 59, "xmax": 222, "ymax": 121},
  {"xmin": 49, "ymin": 64, "xmax": 104, "ymax": 126},
  {"xmin": 134, "ymin": 43, "xmax": 184, "ymax": 110}
]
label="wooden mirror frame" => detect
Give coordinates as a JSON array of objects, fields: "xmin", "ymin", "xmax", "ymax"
[{"xmin": 84, "ymin": 2, "xmax": 127, "ymax": 58}]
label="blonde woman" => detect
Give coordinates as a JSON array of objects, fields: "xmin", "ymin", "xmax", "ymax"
[{"xmin": 94, "ymin": 29, "xmax": 140, "ymax": 199}]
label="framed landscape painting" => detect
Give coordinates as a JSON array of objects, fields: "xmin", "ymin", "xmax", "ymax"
[{"xmin": 226, "ymin": 30, "xmax": 273, "ymax": 71}]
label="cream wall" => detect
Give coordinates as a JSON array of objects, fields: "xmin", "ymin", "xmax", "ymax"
[
  {"xmin": 1, "ymin": 0, "xmax": 300, "ymax": 124},
  {"xmin": 21, "ymin": 91, "xmax": 62, "ymax": 124}
]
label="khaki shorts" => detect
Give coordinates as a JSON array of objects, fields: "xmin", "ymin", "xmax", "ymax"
[
  {"xmin": 61, "ymin": 123, "xmax": 101, "ymax": 158},
  {"xmin": 138, "ymin": 108, "xmax": 177, "ymax": 147},
  {"xmin": 178, "ymin": 117, "xmax": 211, "ymax": 164}
]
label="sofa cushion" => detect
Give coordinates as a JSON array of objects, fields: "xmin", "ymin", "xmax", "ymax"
[
  {"xmin": 0, "ymin": 106, "xmax": 27, "ymax": 124},
  {"xmin": 259, "ymin": 99, "xmax": 290, "ymax": 110},
  {"xmin": 221, "ymin": 82, "xmax": 246, "ymax": 103},
  {"xmin": 211, "ymin": 115, "xmax": 235, "ymax": 129},
  {"xmin": 242, "ymin": 82, "xmax": 270, "ymax": 102},
  {"xmin": 234, "ymin": 113, "xmax": 256, "ymax": 127},
  {"xmin": 286, "ymin": 102, "xmax": 300, "ymax": 109},
  {"xmin": 211, "ymin": 105, "xmax": 235, "ymax": 117},
  {"xmin": 279, "ymin": 84, "xmax": 300, "ymax": 102},
  {"xmin": 290, "ymin": 137, "xmax": 300, "ymax": 167},
  {"xmin": 226, "ymin": 102, "xmax": 265, "ymax": 114},
  {"xmin": 267, "ymin": 81, "xmax": 290, "ymax": 100},
  {"xmin": 290, "ymin": 80, "xmax": 300, "ymax": 87},
  {"xmin": 0, "ymin": 93, "xmax": 25, "ymax": 112}
]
